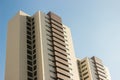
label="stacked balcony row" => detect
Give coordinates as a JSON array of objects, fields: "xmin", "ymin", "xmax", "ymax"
[
  {"xmin": 26, "ymin": 16, "xmax": 37, "ymax": 80},
  {"xmin": 47, "ymin": 12, "xmax": 71, "ymax": 80}
]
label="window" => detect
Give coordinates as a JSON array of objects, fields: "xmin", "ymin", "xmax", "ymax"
[
  {"xmin": 84, "ymin": 76, "xmax": 89, "ymax": 80},
  {"xmin": 34, "ymin": 65, "xmax": 37, "ymax": 70},
  {"xmin": 27, "ymin": 50, "xmax": 32, "ymax": 55},
  {"xmin": 27, "ymin": 60, "xmax": 32, "ymax": 66},
  {"xmin": 27, "ymin": 31, "xmax": 31, "ymax": 36},
  {"xmin": 33, "ymin": 54, "xmax": 36, "ymax": 59},
  {"xmin": 81, "ymin": 60, "xmax": 86, "ymax": 64},
  {"xmin": 27, "ymin": 27, "xmax": 31, "ymax": 31},
  {"xmin": 33, "ymin": 44, "xmax": 36, "ymax": 49},
  {"xmin": 27, "ymin": 35, "xmax": 32, "ymax": 40},
  {"xmin": 28, "ymin": 78, "xmax": 32, "ymax": 80},
  {"xmin": 82, "ymin": 68, "xmax": 87, "ymax": 72},
  {"xmin": 27, "ymin": 55, "xmax": 32, "ymax": 60},
  {"xmin": 32, "ymin": 18, "xmax": 34, "ymax": 21},
  {"xmin": 81, "ymin": 64, "xmax": 86, "ymax": 68},
  {"xmin": 32, "ymin": 26, "xmax": 35, "ymax": 30},
  {"xmin": 27, "ymin": 22, "xmax": 31, "ymax": 26},
  {"xmin": 26, "ymin": 16, "xmax": 31, "ymax": 22},
  {"xmin": 28, "ymin": 71, "xmax": 33, "ymax": 77},
  {"xmin": 33, "ymin": 35, "xmax": 35, "ymax": 38},
  {"xmin": 27, "ymin": 40, "xmax": 32, "ymax": 45},
  {"xmin": 83, "ymin": 72, "xmax": 88, "ymax": 76},
  {"xmin": 33, "ymin": 49, "xmax": 36, "ymax": 54},
  {"xmin": 34, "ymin": 77, "xmax": 37, "ymax": 80},
  {"xmin": 32, "ymin": 22, "xmax": 35, "ymax": 25},
  {"xmin": 32, "ymin": 31, "xmax": 35, "ymax": 34},
  {"xmin": 34, "ymin": 71, "xmax": 37, "ymax": 76},
  {"xmin": 27, "ymin": 45, "xmax": 32, "ymax": 49},
  {"xmin": 33, "ymin": 60, "xmax": 36, "ymax": 64},
  {"xmin": 28, "ymin": 66, "xmax": 32, "ymax": 71},
  {"xmin": 33, "ymin": 39, "xmax": 35, "ymax": 43}
]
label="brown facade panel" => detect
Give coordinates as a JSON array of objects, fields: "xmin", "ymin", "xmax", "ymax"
[
  {"xmin": 47, "ymin": 12, "xmax": 62, "ymax": 24},
  {"xmin": 54, "ymin": 51, "xmax": 68, "ymax": 61},
  {"xmin": 47, "ymin": 11, "xmax": 72, "ymax": 80},
  {"xmin": 56, "ymin": 62, "xmax": 70, "ymax": 71},
  {"xmin": 56, "ymin": 67, "xmax": 71, "ymax": 77},
  {"xmin": 55, "ymin": 50, "xmax": 67, "ymax": 57},
  {"xmin": 51, "ymin": 20, "xmax": 63, "ymax": 28},
  {"xmin": 53, "ymin": 42, "xmax": 66, "ymax": 51},
  {"xmin": 95, "ymin": 62, "xmax": 104, "ymax": 68},
  {"xmin": 91, "ymin": 56, "xmax": 103, "ymax": 64},
  {"xmin": 53, "ymin": 37, "xmax": 66, "ymax": 46},
  {"xmin": 52, "ymin": 28, "xmax": 64, "ymax": 37},
  {"xmin": 55, "ymin": 56, "xmax": 69, "ymax": 66},
  {"xmin": 57, "ymin": 73, "xmax": 71, "ymax": 80},
  {"xmin": 51, "ymin": 24, "xmax": 63, "ymax": 33},
  {"xmin": 54, "ymin": 47, "xmax": 66, "ymax": 55},
  {"xmin": 52, "ymin": 33, "xmax": 65, "ymax": 42},
  {"xmin": 96, "ymin": 67, "xmax": 104, "ymax": 72}
]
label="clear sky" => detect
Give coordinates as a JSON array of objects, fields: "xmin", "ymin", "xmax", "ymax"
[{"xmin": 0, "ymin": 0, "xmax": 120, "ymax": 80}]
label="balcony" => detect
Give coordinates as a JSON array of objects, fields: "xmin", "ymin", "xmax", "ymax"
[
  {"xmin": 54, "ymin": 51, "xmax": 68, "ymax": 61},
  {"xmin": 52, "ymin": 28, "xmax": 64, "ymax": 38},
  {"xmin": 51, "ymin": 24, "xmax": 63, "ymax": 33},
  {"xmin": 55, "ymin": 56, "xmax": 69, "ymax": 66},
  {"xmin": 56, "ymin": 61, "xmax": 70, "ymax": 71},
  {"xmin": 52, "ymin": 33, "xmax": 65, "ymax": 42},
  {"xmin": 53, "ymin": 42, "xmax": 66, "ymax": 51}
]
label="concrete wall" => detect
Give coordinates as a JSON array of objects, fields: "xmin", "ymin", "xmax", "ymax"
[{"xmin": 5, "ymin": 11, "xmax": 29, "ymax": 80}]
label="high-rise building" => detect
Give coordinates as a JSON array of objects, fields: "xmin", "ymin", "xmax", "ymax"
[
  {"xmin": 5, "ymin": 11, "xmax": 79, "ymax": 80},
  {"xmin": 77, "ymin": 56, "xmax": 111, "ymax": 80}
]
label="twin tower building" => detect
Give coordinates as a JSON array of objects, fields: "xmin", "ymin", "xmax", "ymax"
[{"xmin": 5, "ymin": 11, "xmax": 111, "ymax": 80}]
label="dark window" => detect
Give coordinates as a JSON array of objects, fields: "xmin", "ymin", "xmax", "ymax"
[
  {"xmin": 32, "ymin": 18, "xmax": 34, "ymax": 21},
  {"xmin": 33, "ymin": 44, "xmax": 36, "ymax": 49},
  {"xmin": 34, "ymin": 65, "xmax": 37, "ymax": 70},
  {"xmin": 33, "ymin": 54, "xmax": 36, "ymax": 59},
  {"xmin": 84, "ymin": 76, "xmax": 89, "ymax": 80},
  {"xmin": 32, "ymin": 22, "xmax": 35, "ymax": 25},
  {"xmin": 32, "ymin": 31, "xmax": 35, "ymax": 34},
  {"xmin": 33, "ymin": 40, "xmax": 35, "ymax": 43},
  {"xmin": 33, "ymin": 49, "xmax": 36, "ymax": 54},
  {"xmin": 33, "ymin": 60, "xmax": 36, "ymax": 64},
  {"xmin": 34, "ymin": 77, "xmax": 37, "ymax": 80},
  {"xmin": 27, "ymin": 22, "xmax": 31, "ymax": 26},
  {"xmin": 33, "ymin": 35, "xmax": 35, "ymax": 38},
  {"xmin": 27, "ymin": 27, "xmax": 31, "ymax": 31},
  {"xmin": 28, "ymin": 77, "xmax": 33, "ymax": 80},
  {"xmin": 32, "ymin": 26, "xmax": 35, "ymax": 30},
  {"xmin": 27, "ymin": 40, "xmax": 32, "ymax": 44},
  {"xmin": 27, "ymin": 31, "xmax": 31, "ymax": 36},
  {"xmin": 83, "ymin": 72, "xmax": 88, "ymax": 76},
  {"xmin": 28, "ymin": 66, "xmax": 32, "ymax": 71},
  {"xmin": 27, "ymin": 45, "xmax": 32, "ymax": 49},
  {"xmin": 27, "ymin": 55, "xmax": 32, "ymax": 60},
  {"xmin": 81, "ymin": 64, "xmax": 86, "ymax": 68},
  {"xmin": 27, "ymin": 35, "xmax": 31, "ymax": 40},
  {"xmin": 28, "ymin": 72, "xmax": 33, "ymax": 77},
  {"xmin": 26, "ymin": 16, "xmax": 31, "ymax": 22},
  {"xmin": 34, "ymin": 71, "xmax": 37, "ymax": 76},
  {"xmin": 27, "ymin": 60, "xmax": 32, "ymax": 66},
  {"xmin": 81, "ymin": 60, "xmax": 86, "ymax": 64},
  {"xmin": 27, "ymin": 50, "xmax": 32, "ymax": 55}
]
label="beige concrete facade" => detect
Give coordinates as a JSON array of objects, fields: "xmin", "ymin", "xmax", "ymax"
[
  {"xmin": 5, "ymin": 11, "xmax": 29, "ymax": 80},
  {"xmin": 5, "ymin": 11, "xmax": 79, "ymax": 80}
]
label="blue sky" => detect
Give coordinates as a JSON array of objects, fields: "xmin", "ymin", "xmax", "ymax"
[{"xmin": 0, "ymin": 0, "xmax": 120, "ymax": 80}]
